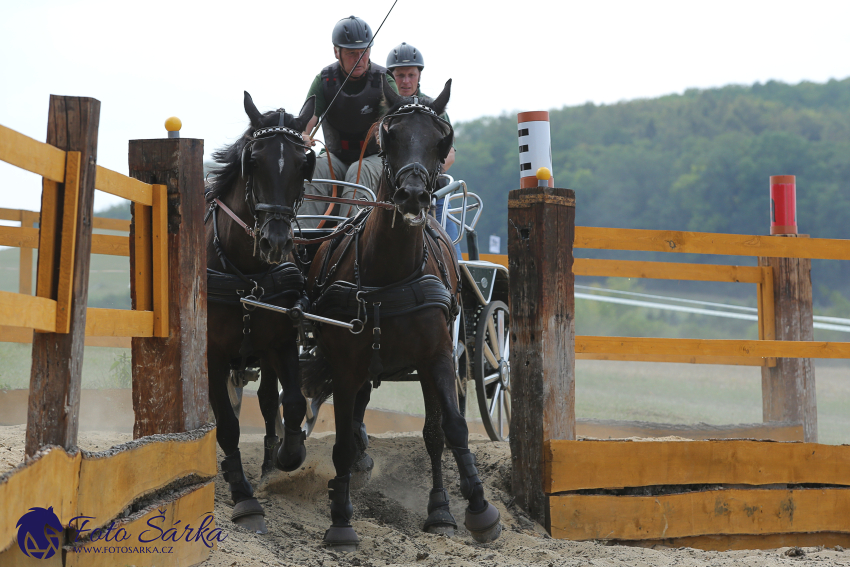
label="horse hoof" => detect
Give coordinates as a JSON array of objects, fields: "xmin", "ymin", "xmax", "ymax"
[
  {"xmin": 231, "ymin": 498, "xmax": 267, "ymax": 534},
  {"xmin": 274, "ymin": 430, "xmax": 306, "ymax": 472},
  {"xmin": 323, "ymin": 526, "xmax": 359, "ymax": 552},
  {"xmin": 423, "ymin": 505, "xmax": 457, "ymax": 536},
  {"xmin": 465, "ymin": 501, "xmax": 501, "ymax": 543}
]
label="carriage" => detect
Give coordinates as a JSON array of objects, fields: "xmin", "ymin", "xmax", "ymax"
[{"xmin": 289, "ymin": 176, "xmax": 512, "ymax": 441}]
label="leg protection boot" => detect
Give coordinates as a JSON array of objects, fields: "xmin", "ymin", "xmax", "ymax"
[
  {"xmin": 423, "ymin": 488, "xmax": 457, "ymax": 534},
  {"xmin": 452, "ymin": 448, "xmax": 501, "ymax": 543},
  {"xmin": 323, "ymin": 473, "xmax": 359, "ymax": 550},
  {"xmin": 351, "ymin": 420, "xmax": 374, "ymax": 473},
  {"xmin": 221, "ymin": 450, "xmax": 254, "ymax": 504}
]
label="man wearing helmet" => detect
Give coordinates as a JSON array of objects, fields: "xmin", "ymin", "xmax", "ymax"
[
  {"xmin": 300, "ymin": 16, "xmax": 399, "ymax": 226},
  {"xmin": 387, "ymin": 42, "xmax": 460, "ymax": 253}
]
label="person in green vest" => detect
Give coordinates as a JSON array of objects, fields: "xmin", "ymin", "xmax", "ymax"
[
  {"xmin": 300, "ymin": 16, "xmax": 399, "ymax": 227},
  {"xmin": 387, "ymin": 42, "xmax": 461, "ymax": 255}
]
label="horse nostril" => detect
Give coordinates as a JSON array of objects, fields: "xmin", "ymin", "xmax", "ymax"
[
  {"xmin": 259, "ymin": 238, "xmax": 272, "ymax": 255},
  {"xmin": 395, "ymin": 188, "xmax": 410, "ymax": 203},
  {"xmin": 417, "ymin": 191, "xmax": 430, "ymax": 207}
]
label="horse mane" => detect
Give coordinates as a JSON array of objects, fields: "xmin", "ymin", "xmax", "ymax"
[{"xmin": 205, "ymin": 109, "xmax": 308, "ymax": 202}]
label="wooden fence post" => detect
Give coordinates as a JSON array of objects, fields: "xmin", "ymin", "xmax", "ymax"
[
  {"xmin": 758, "ymin": 249, "xmax": 817, "ymax": 442},
  {"xmin": 128, "ymin": 138, "xmax": 209, "ymax": 437},
  {"xmin": 26, "ymin": 96, "xmax": 100, "ymax": 457},
  {"xmin": 508, "ymin": 186, "xmax": 576, "ymax": 529}
]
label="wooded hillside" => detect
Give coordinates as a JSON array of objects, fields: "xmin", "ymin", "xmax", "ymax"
[{"xmin": 450, "ymin": 78, "xmax": 850, "ymax": 305}]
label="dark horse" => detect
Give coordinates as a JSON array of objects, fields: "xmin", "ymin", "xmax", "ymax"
[
  {"xmin": 305, "ymin": 79, "xmax": 501, "ymax": 549},
  {"xmin": 205, "ymin": 92, "xmax": 316, "ymax": 533}
]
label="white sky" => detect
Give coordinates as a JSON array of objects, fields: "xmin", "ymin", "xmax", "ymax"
[{"xmin": 2, "ymin": 0, "xmax": 849, "ymax": 213}]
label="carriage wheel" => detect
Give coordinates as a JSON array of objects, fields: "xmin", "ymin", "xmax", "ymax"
[{"xmin": 473, "ymin": 300, "xmax": 511, "ymax": 441}]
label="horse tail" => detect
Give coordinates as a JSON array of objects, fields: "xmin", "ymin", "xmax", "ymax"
[{"xmin": 300, "ymin": 347, "xmax": 334, "ymax": 405}]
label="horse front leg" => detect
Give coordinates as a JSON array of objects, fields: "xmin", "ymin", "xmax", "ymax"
[
  {"xmin": 323, "ymin": 372, "xmax": 363, "ymax": 551},
  {"xmin": 257, "ymin": 361, "xmax": 281, "ymax": 477},
  {"xmin": 351, "ymin": 382, "xmax": 374, "ymax": 484},
  {"xmin": 419, "ymin": 379, "xmax": 458, "ymax": 535},
  {"xmin": 209, "ymin": 349, "xmax": 268, "ymax": 534},
  {"xmin": 419, "ymin": 351, "xmax": 501, "ymax": 543},
  {"xmin": 272, "ymin": 340, "xmax": 308, "ymax": 472}
]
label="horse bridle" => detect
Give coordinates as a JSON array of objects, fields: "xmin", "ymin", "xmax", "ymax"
[
  {"xmin": 239, "ymin": 109, "xmax": 317, "ymax": 254},
  {"xmin": 379, "ymin": 98, "xmax": 454, "ymax": 206}
]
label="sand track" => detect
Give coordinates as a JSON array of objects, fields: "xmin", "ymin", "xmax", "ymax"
[{"xmin": 1, "ymin": 426, "xmax": 847, "ymax": 566}]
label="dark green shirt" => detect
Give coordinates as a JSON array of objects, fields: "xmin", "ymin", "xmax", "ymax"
[
  {"xmin": 417, "ymin": 87, "xmax": 451, "ymax": 126},
  {"xmin": 306, "ymin": 63, "xmax": 398, "ymax": 118}
]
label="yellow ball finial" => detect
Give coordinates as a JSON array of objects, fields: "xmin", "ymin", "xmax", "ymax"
[
  {"xmin": 164, "ymin": 117, "xmax": 182, "ymax": 132},
  {"xmin": 536, "ymin": 167, "xmax": 551, "ymax": 181}
]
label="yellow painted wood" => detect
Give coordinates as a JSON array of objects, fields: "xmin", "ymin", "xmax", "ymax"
[
  {"xmin": 544, "ymin": 439, "xmax": 850, "ymax": 492},
  {"xmin": 0, "ymin": 226, "xmax": 39, "ymax": 249},
  {"xmin": 0, "ymin": 124, "xmax": 66, "ymax": 182},
  {"xmin": 576, "ymin": 335, "xmax": 850, "ymax": 359},
  {"xmin": 94, "ymin": 165, "xmax": 153, "ymax": 206},
  {"xmin": 35, "ymin": 180, "xmax": 60, "ymax": 301},
  {"xmin": 575, "ymin": 353, "xmax": 767, "ymax": 366},
  {"xmin": 462, "ymin": 253, "xmax": 509, "ymax": 267},
  {"xmin": 91, "ymin": 234, "xmax": 130, "ymax": 256},
  {"xmin": 0, "ymin": 292, "xmax": 56, "ymax": 331},
  {"xmin": 65, "ymin": 483, "xmax": 215, "ymax": 567},
  {"xmin": 151, "ymin": 184, "xmax": 169, "ymax": 337},
  {"xmin": 549, "ymin": 488, "xmax": 850, "ymax": 541},
  {"xmin": 573, "ymin": 258, "xmax": 764, "ymax": 283},
  {"xmin": 575, "ymin": 226, "xmax": 850, "ymax": 261},
  {"xmin": 92, "ymin": 217, "xmax": 130, "ymax": 232},
  {"xmin": 0, "ymin": 545, "xmax": 64, "ymax": 566},
  {"xmin": 54, "ymin": 151, "xmax": 82, "ymax": 334},
  {"xmin": 0, "ymin": 448, "xmax": 81, "ymax": 555},
  {"xmin": 133, "ymin": 204, "xmax": 153, "ymax": 311},
  {"xmin": 0, "ymin": 325, "xmax": 130, "ymax": 347},
  {"xmin": 0, "ymin": 207, "xmax": 24, "ymax": 221},
  {"xmin": 75, "ymin": 428, "xmax": 216, "ymax": 530},
  {"xmin": 616, "ymin": 533, "xmax": 850, "ymax": 552},
  {"xmin": 84, "ymin": 308, "xmax": 153, "ymax": 337},
  {"xmin": 576, "ymin": 420, "xmax": 803, "ymax": 442}
]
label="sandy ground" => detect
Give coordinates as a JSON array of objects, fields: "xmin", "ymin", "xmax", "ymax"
[{"xmin": 2, "ymin": 426, "xmax": 849, "ymax": 567}]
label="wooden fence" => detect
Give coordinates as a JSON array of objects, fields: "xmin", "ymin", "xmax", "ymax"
[
  {"xmin": 0, "ymin": 95, "xmax": 211, "ymax": 566},
  {"xmin": 508, "ymin": 186, "xmax": 850, "ymax": 550}
]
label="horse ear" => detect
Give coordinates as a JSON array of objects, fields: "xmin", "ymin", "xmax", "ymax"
[
  {"xmin": 438, "ymin": 131, "xmax": 454, "ymax": 163},
  {"xmin": 430, "ymin": 79, "xmax": 452, "ymax": 116},
  {"xmin": 296, "ymin": 96, "xmax": 316, "ymax": 131},
  {"xmin": 244, "ymin": 91, "xmax": 263, "ymax": 129},
  {"xmin": 383, "ymin": 74, "xmax": 401, "ymax": 109}
]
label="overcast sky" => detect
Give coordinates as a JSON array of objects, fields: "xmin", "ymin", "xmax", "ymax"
[{"xmin": 2, "ymin": 0, "xmax": 849, "ymax": 214}]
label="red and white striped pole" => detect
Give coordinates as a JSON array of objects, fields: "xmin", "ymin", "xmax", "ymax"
[
  {"xmin": 517, "ymin": 111, "xmax": 553, "ymax": 189},
  {"xmin": 770, "ymin": 175, "xmax": 797, "ymax": 235}
]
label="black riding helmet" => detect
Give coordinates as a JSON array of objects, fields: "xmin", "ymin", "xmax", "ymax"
[
  {"xmin": 386, "ymin": 42, "xmax": 424, "ymax": 70},
  {"xmin": 332, "ymin": 16, "xmax": 373, "ymax": 49}
]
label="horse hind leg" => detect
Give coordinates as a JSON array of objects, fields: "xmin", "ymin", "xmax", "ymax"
[
  {"xmin": 421, "ymin": 354, "xmax": 501, "ymax": 543},
  {"xmin": 420, "ymin": 380, "xmax": 458, "ymax": 536},
  {"xmin": 209, "ymin": 355, "xmax": 268, "ymax": 534},
  {"xmin": 256, "ymin": 362, "xmax": 283, "ymax": 476}
]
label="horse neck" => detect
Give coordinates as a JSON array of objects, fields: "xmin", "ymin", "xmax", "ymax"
[
  {"xmin": 207, "ymin": 179, "xmax": 268, "ymax": 275},
  {"xmin": 359, "ymin": 178, "xmax": 426, "ymax": 286}
]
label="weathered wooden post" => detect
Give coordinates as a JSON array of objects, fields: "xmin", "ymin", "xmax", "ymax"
[
  {"xmin": 26, "ymin": 96, "xmax": 100, "ymax": 457},
  {"xmin": 128, "ymin": 129, "xmax": 209, "ymax": 437},
  {"xmin": 508, "ymin": 183, "xmax": 576, "ymax": 529},
  {"xmin": 758, "ymin": 175, "xmax": 817, "ymax": 442}
]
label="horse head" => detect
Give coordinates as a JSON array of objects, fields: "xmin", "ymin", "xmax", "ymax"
[
  {"xmin": 380, "ymin": 78, "xmax": 453, "ymax": 226},
  {"xmin": 241, "ymin": 91, "xmax": 316, "ymax": 263}
]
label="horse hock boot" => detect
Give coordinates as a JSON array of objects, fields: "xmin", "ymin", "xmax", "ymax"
[
  {"xmin": 452, "ymin": 448, "xmax": 501, "ymax": 543},
  {"xmin": 423, "ymin": 487, "xmax": 458, "ymax": 535},
  {"xmin": 351, "ymin": 420, "xmax": 374, "ymax": 473},
  {"xmin": 221, "ymin": 450, "xmax": 267, "ymax": 534},
  {"xmin": 262, "ymin": 435, "xmax": 278, "ymax": 476},
  {"xmin": 323, "ymin": 474, "xmax": 359, "ymax": 551},
  {"xmin": 274, "ymin": 426, "xmax": 306, "ymax": 472}
]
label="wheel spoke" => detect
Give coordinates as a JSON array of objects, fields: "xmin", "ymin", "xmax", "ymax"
[
  {"xmin": 503, "ymin": 332, "xmax": 510, "ymax": 361},
  {"xmin": 487, "ymin": 317, "xmax": 500, "ymax": 360},
  {"xmin": 483, "ymin": 372, "xmax": 500, "ymax": 386},
  {"xmin": 497, "ymin": 310, "xmax": 505, "ymax": 357},
  {"xmin": 503, "ymin": 391, "xmax": 511, "ymax": 422},
  {"xmin": 489, "ymin": 383, "xmax": 502, "ymax": 417},
  {"xmin": 483, "ymin": 342, "xmax": 499, "ymax": 369}
]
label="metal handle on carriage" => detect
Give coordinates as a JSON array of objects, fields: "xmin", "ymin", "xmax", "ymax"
[
  {"xmin": 307, "ymin": 179, "xmax": 378, "ymax": 202},
  {"xmin": 239, "ymin": 297, "xmax": 355, "ymax": 330},
  {"xmin": 434, "ymin": 179, "xmax": 470, "ymax": 246}
]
